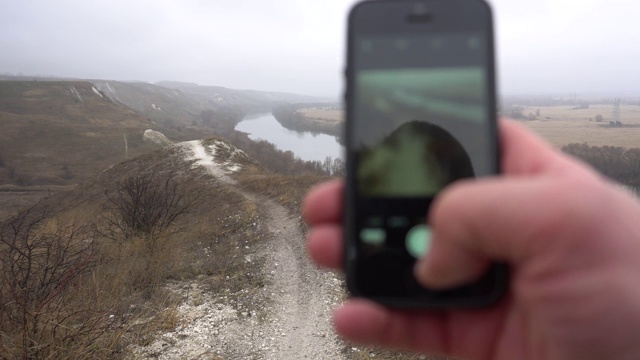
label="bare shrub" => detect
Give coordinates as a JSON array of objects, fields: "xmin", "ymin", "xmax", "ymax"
[
  {"xmin": 99, "ymin": 171, "xmax": 197, "ymax": 243},
  {"xmin": 96, "ymin": 171, "xmax": 200, "ymax": 299},
  {"xmin": 0, "ymin": 204, "xmax": 106, "ymax": 359}
]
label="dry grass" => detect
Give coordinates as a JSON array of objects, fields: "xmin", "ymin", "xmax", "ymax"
[
  {"xmin": 0, "ymin": 124, "xmax": 459, "ymax": 359},
  {"xmin": 517, "ymin": 104, "xmax": 640, "ymax": 148},
  {"xmin": 0, "ymin": 185, "xmax": 75, "ymax": 219},
  {"xmin": 235, "ymin": 165, "xmax": 331, "ymax": 213},
  {"xmin": 298, "ymin": 108, "xmax": 344, "ymax": 123},
  {"xmin": 0, "ymin": 143, "xmax": 271, "ymax": 359},
  {"xmin": 0, "ymin": 80, "xmax": 214, "ymax": 188},
  {"xmin": 306, "ymin": 105, "xmax": 640, "ymax": 149}
]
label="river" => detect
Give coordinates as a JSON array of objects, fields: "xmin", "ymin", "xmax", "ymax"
[{"xmin": 235, "ymin": 113, "xmax": 343, "ymax": 162}]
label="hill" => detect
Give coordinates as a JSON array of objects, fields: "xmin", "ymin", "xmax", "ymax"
[
  {"xmin": 0, "ymin": 75, "xmax": 328, "ymax": 131},
  {"xmin": 0, "ymin": 78, "xmax": 428, "ymax": 360},
  {"xmin": 157, "ymin": 81, "xmax": 328, "ymax": 111},
  {"xmin": 94, "ymin": 80, "xmax": 255, "ymax": 130},
  {"xmin": 91, "ymin": 80, "xmax": 211, "ymax": 128},
  {"xmin": 0, "ymin": 80, "xmax": 210, "ymax": 188},
  {"xmin": 0, "ymin": 135, "xmax": 349, "ymax": 359},
  {"xmin": 0, "ymin": 78, "xmax": 334, "ymax": 219}
]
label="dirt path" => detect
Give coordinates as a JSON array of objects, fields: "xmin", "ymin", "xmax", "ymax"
[
  {"xmin": 250, "ymin": 192, "xmax": 344, "ymax": 359},
  {"xmin": 128, "ymin": 140, "xmax": 346, "ymax": 359}
]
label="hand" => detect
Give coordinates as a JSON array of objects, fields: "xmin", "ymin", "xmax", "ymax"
[{"xmin": 303, "ymin": 119, "xmax": 640, "ymax": 360}]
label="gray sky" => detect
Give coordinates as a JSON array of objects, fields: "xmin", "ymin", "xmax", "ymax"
[{"xmin": 1, "ymin": 0, "xmax": 639, "ymax": 97}]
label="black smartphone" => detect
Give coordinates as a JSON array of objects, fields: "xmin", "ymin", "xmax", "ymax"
[{"xmin": 344, "ymin": 0, "xmax": 508, "ymax": 308}]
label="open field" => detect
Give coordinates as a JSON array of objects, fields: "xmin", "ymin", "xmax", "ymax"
[
  {"xmin": 305, "ymin": 104, "xmax": 640, "ymax": 149},
  {"xmin": 272, "ymin": 106, "xmax": 343, "ymax": 137},
  {"xmin": 298, "ymin": 108, "xmax": 344, "ymax": 123},
  {"xmin": 518, "ymin": 104, "xmax": 640, "ymax": 148},
  {"xmin": 296, "ymin": 108, "xmax": 344, "ymax": 136}
]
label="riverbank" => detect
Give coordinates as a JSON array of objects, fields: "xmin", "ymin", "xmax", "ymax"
[
  {"xmin": 296, "ymin": 108, "xmax": 343, "ymax": 137},
  {"xmin": 235, "ymin": 113, "xmax": 343, "ymax": 162},
  {"xmin": 272, "ymin": 105, "xmax": 343, "ymax": 138}
]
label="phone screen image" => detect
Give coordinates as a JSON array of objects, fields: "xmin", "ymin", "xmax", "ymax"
[
  {"xmin": 345, "ymin": 17, "xmax": 506, "ymax": 306},
  {"xmin": 355, "ymin": 66, "xmax": 490, "ymax": 198}
]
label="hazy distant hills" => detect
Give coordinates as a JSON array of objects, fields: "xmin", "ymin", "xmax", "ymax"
[
  {"xmin": 92, "ymin": 80, "xmax": 313, "ymax": 129},
  {"xmin": 92, "ymin": 80, "xmax": 209, "ymax": 128},
  {"xmin": 0, "ymin": 75, "xmax": 328, "ymax": 130},
  {"xmin": 157, "ymin": 81, "xmax": 328, "ymax": 111},
  {"xmin": 0, "ymin": 76, "xmax": 327, "ymax": 188},
  {"xmin": 0, "ymin": 80, "xmax": 208, "ymax": 186}
]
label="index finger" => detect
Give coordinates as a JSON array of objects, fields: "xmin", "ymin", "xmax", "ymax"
[{"xmin": 302, "ymin": 179, "xmax": 344, "ymax": 225}]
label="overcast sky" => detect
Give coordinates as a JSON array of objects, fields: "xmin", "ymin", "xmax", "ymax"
[{"xmin": 1, "ymin": 0, "xmax": 639, "ymax": 97}]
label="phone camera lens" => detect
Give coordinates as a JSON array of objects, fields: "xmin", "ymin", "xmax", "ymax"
[{"xmin": 407, "ymin": 4, "xmax": 432, "ymax": 23}]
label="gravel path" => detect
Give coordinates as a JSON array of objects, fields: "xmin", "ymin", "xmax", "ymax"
[
  {"xmin": 127, "ymin": 140, "xmax": 346, "ymax": 359},
  {"xmin": 255, "ymin": 194, "xmax": 344, "ymax": 359}
]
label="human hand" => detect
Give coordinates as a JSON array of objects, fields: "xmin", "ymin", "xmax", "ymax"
[{"xmin": 303, "ymin": 119, "xmax": 640, "ymax": 360}]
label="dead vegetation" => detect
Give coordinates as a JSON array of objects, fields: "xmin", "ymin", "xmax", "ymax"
[
  {"xmin": 298, "ymin": 107, "xmax": 344, "ymax": 122},
  {"xmin": 0, "ymin": 204, "xmax": 106, "ymax": 359},
  {"xmin": 98, "ymin": 171, "xmax": 198, "ymax": 241},
  {"xmin": 510, "ymin": 104, "xmax": 640, "ymax": 148},
  {"xmin": 0, "ymin": 80, "xmax": 217, "ymax": 188},
  {"xmin": 0, "ymin": 128, "xmax": 444, "ymax": 359},
  {"xmin": 236, "ymin": 168, "xmax": 330, "ymax": 214},
  {"xmin": 0, "ymin": 143, "xmax": 265, "ymax": 359}
]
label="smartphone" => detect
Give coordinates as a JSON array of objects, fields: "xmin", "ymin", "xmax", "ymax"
[{"xmin": 344, "ymin": 0, "xmax": 508, "ymax": 308}]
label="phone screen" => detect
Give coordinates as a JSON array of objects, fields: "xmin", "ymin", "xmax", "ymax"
[
  {"xmin": 353, "ymin": 34, "xmax": 495, "ymax": 197},
  {"xmin": 346, "ymin": 1, "xmax": 504, "ymax": 306}
]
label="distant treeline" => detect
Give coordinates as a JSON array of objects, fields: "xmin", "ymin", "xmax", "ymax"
[
  {"xmin": 224, "ymin": 130, "xmax": 344, "ymax": 177},
  {"xmin": 272, "ymin": 104, "xmax": 342, "ymax": 138},
  {"xmin": 562, "ymin": 143, "xmax": 640, "ymax": 189},
  {"xmin": 501, "ymin": 97, "xmax": 640, "ymax": 108},
  {"xmin": 271, "ymin": 104, "xmax": 305, "ymax": 130},
  {"xmin": 501, "ymin": 98, "xmax": 640, "ymax": 121},
  {"xmin": 199, "ymin": 105, "xmax": 246, "ymax": 130}
]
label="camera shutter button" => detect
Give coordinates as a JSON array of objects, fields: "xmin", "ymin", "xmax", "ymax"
[{"xmin": 405, "ymin": 225, "xmax": 432, "ymax": 258}]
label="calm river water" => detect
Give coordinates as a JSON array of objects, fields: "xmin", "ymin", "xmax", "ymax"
[{"xmin": 235, "ymin": 113, "xmax": 343, "ymax": 162}]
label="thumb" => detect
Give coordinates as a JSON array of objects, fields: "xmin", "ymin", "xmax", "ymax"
[
  {"xmin": 415, "ymin": 119, "xmax": 603, "ymax": 288},
  {"xmin": 414, "ymin": 174, "xmax": 601, "ymax": 288}
]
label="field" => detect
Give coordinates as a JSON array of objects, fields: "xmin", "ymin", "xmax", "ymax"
[
  {"xmin": 271, "ymin": 107, "xmax": 344, "ymax": 137},
  {"xmin": 303, "ymin": 104, "xmax": 640, "ymax": 149},
  {"xmin": 298, "ymin": 108, "xmax": 343, "ymax": 125},
  {"xmin": 516, "ymin": 104, "xmax": 640, "ymax": 149}
]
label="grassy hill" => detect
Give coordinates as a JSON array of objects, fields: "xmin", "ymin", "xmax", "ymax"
[
  {"xmin": 0, "ymin": 140, "xmax": 253, "ymax": 358},
  {"xmin": 0, "ymin": 79, "xmax": 333, "ymax": 219},
  {"xmin": 0, "ymin": 76, "xmax": 327, "ymax": 132},
  {"xmin": 92, "ymin": 80, "xmax": 214, "ymax": 128},
  {"xmin": 157, "ymin": 81, "xmax": 328, "ymax": 112},
  {"xmin": 0, "ymin": 134, "xmax": 331, "ymax": 358},
  {"xmin": 0, "ymin": 80, "xmax": 212, "ymax": 188},
  {"xmin": 0, "ymin": 78, "xmax": 416, "ymax": 360}
]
